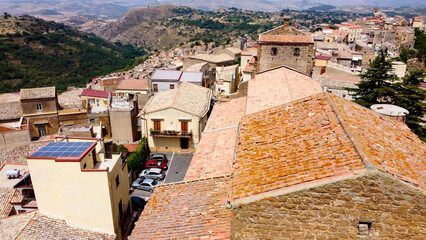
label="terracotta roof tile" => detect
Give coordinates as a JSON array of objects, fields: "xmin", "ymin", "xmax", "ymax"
[
  {"xmin": 129, "ymin": 176, "xmax": 231, "ymax": 240},
  {"xmin": 243, "ymin": 64, "xmax": 255, "ymax": 73},
  {"xmin": 233, "ymin": 93, "xmax": 364, "ymax": 202},
  {"xmin": 327, "ymin": 93, "xmax": 426, "ymax": 190},
  {"xmin": 20, "ymin": 87, "xmax": 56, "ymax": 100},
  {"xmin": 0, "ymin": 93, "xmax": 22, "ymax": 121},
  {"xmin": 259, "ymin": 35, "xmax": 313, "ymax": 43},
  {"xmin": 81, "ymin": 89, "xmax": 110, "ymax": 98},
  {"xmin": 142, "ymin": 82, "xmax": 212, "ymax": 117},
  {"xmin": 122, "ymin": 143, "xmax": 139, "ymax": 152},
  {"xmin": 185, "ymin": 97, "xmax": 247, "ymax": 180},
  {"xmin": 246, "ymin": 66, "xmax": 323, "ymax": 115},
  {"xmin": 0, "ymin": 187, "xmax": 14, "ymax": 219},
  {"xmin": 0, "ymin": 211, "xmax": 115, "ymax": 239},
  {"xmin": 116, "ymin": 79, "xmax": 148, "ymax": 91},
  {"xmin": 241, "ymin": 48, "xmax": 257, "ymax": 56}
]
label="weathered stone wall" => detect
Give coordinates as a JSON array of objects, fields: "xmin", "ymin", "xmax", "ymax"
[
  {"xmin": 231, "ymin": 173, "xmax": 425, "ymax": 240},
  {"xmin": 258, "ymin": 43, "xmax": 313, "ymax": 75},
  {"xmin": 21, "ymin": 98, "xmax": 57, "ymax": 116},
  {"xmin": 0, "ymin": 129, "xmax": 31, "ymax": 149},
  {"xmin": 58, "ymin": 112, "xmax": 88, "ymax": 126},
  {"xmin": 87, "ymin": 112, "xmax": 111, "ymax": 139},
  {"xmin": 27, "ymin": 115, "xmax": 59, "ymax": 139}
]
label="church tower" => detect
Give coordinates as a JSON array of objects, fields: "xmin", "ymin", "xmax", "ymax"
[{"xmin": 257, "ymin": 16, "xmax": 314, "ymax": 75}]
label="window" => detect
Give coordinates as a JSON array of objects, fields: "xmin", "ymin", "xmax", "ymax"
[
  {"xmin": 153, "ymin": 121, "xmax": 161, "ymax": 131},
  {"xmin": 88, "ymin": 99, "xmax": 95, "ymax": 105},
  {"xmin": 96, "ymin": 99, "xmax": 100, "ymax": 107},
  {"xmin": 116, "ymin": 175, "xmax": 120, "ymax": 188},
  {"xmin": 293, "ymin": 48, "xmax": 300, "ymax": 56},
  {"xmin": 153, "ymin": 84, "xmax": 158, "ymax": 92},
  {"xmin": 118, "ymin": 200, "xmax": 123, "ymax": 220},
  {"xmin": 170, "ymin": 84, "xmax": 175, "ymax": 89},
  {"xmin": 83, "ymin": 163, "xmax": 87, "ymax": 169},
  {"xmin": 358, "ymin": 221, "xmax": 372, "ymax": 235},
  {"xmin": 181, "ymin": 121, "xmax": 188, "ymax": 134},
  {"xmin": 271, "ymin": 47, "xmax": 278, "ymax": 56},
  {"xmin": 89, "ymin": 119, "xmax": 95, "ymax": 123},
  {"xmin": 36, "ymin": 104, "xmax": 42, "ymax": 111}
]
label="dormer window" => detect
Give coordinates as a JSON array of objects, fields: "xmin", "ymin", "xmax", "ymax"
[
  {"xmin": 36, "ymin": 104, "xmax": 42, "ymax": 111},
  {"xmin": 293, "ymin": 48, "xmax": 300, "ymax": 56},
  {"xmin": 271, "ymin": 47, "xmax": 278, "ymax": 56}
]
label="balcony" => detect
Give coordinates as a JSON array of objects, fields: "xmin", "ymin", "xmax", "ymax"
[{"xmin": 150, "ymin": 129, "xmax": 192, "ymax": 138}]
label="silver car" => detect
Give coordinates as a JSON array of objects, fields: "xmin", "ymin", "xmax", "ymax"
[
  {"xmin": 138, "ymin": 168, "xmax": 165, "ymax": 180},
  {"xmin": 132, "ymin": 178, "xmax": 159, "ymax": 192}
]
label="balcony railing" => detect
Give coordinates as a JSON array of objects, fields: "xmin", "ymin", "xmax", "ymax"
[{"xmin": 150, "ymin": 129, "xmax": 192, "ymax": 137}]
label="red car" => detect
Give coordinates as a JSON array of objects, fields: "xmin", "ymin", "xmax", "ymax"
[{"xmin": 146, "ymin": 160, "xmax": 168, "ymax": 170}]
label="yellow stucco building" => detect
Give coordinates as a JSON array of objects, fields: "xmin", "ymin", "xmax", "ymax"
[
  {"xmin": 26, "ymin": 136, "xmax": 131, "ymax": 239},
  {"xmin": 139, "ymin": 82, "xmax": 212, "ymax": 152}
]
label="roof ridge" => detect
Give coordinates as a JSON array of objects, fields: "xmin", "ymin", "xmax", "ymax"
[
  {"xmin": 324, "ymin": 93, "xmax": 373, "ymax": 170},
  {"xmin": 244, "ymin": 92, "xmax": 325, "ymax": 117}
]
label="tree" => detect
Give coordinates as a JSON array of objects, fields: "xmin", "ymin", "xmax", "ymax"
[
  {"xmin": 396, "ymin": 46, "xmax": 416, "ymax": 63},
  {"xmin": 393, "ymin": 70, "xmax": 426, "ymax": 141},
  {"xmin": 348, "ymin": 50, "xmax": 398, "ymax": 107}
]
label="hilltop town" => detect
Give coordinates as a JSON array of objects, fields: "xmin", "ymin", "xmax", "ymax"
[{"xmin": 0, "ymin": 6, "xmax": 425, "ymax": 240}]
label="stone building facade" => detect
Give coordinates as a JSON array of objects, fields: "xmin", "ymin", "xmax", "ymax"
[
  {"xmin": 257, "ymin": 16, "xmax": 314, "ymax": 75},
  {"xmin": 231, "ymin": 172, "xmax": 425, "ymax": 239},
  {"xmin": 20, "ymin": 87, "xmax": 60, "ymax": 139}
]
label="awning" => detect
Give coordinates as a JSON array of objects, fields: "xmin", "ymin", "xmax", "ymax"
[{"xmin": 150, "ymin": 117, "xmax": 164, "ymax": 120}]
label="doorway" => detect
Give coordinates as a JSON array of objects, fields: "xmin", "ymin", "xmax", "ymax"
[
  {"xmin": 180, "ymin": 138, "xmax": 189, "ymax": 149},
  {"xmin": 38, "ymin": 126, "xmax": 47, "ymax": 137}
]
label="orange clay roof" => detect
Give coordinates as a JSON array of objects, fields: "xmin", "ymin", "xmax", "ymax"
[
  {"xmin": 232, "ymin": 92, "xmax": 426, "ymax": 202},
  {"xmin": 245, "ymin": 66, "xmax": 323, "ymax": 115},
  {"xmin": 185, "ymin": 97, "xmax": 247, "ymax": 181},
  {"xmin": 116, "ymin": 79, "xmax": 148, "ymax": 91},
  {"xmin": 327, "ymin": 93, "xmax": 425, "ymax": 188},
  {"xmin": 122, "ymin": 143, "xmax": 139, "ymax": 152},
  {"xmin": 243, "ymin": 64, "xmax": 255, "ymax": 73},
  {"xmin": 129, "ymin": 176, "xmax": 231, "ymax": 240},
  {"xmin": 259, "ymin": 34, "xmax": 313, "ymax": 43}
]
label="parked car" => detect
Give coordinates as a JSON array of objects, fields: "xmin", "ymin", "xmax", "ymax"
[
  {"xmin": 146, "ymin": 160, "xmax": 168, "ymax": 170},
  {"xmin": 138, "ymin": 168, "xmax": 165, "ymax": 180},
  {"xmin": 131, "ymin": 178, "xmax": 159, "ymax": 193},
  {"xmin": 131, "ymin": 196, "xmax": 147, "ymax": 211},
  {"xmin": 148, "ymin": 153, "xmax": 168, "ymax": 164}
]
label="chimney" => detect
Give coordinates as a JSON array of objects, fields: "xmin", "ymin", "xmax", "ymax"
[{"xmin": 283, "ymin": 15, "xmax": 290, "ymax": 33}]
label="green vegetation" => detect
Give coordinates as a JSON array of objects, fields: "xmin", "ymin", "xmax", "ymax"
[
  {"xmin": 0, "ymin": 16, "xmax": 145, "ymax": 93},
  {"xmin": 414, "ymin": 29, "xmax": 426, "ymax": 62},
  {"xmin": 348, "ymin": 50, "xmax": 425, "ymax": 141},
  {"xmin": 127, "ymin": 137, "xmax": 150, "ymax": 171}
]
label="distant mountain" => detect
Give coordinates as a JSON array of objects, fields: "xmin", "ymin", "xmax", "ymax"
[
  {"xmin": 306, "ymin": 5, "xmax": 336, "ymax": 11},
  {"xmin": 2, "ymin": 0, "xmax": 425, "ymax": 18},
  {"xmin": 0, "ymin": 15, "xmax": 143, "ymax": 93}
]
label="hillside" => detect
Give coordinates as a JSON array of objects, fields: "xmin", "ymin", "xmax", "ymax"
[
  {"xmin": 93, "ymin": 7, "xmax": 280, "ymax": 51},
  {"xmin": 0, "ymin": 15, "xmax": 143, "ymax": 93}
]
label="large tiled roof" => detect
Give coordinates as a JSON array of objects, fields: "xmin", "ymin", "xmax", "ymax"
[
  {"xmin": 20, "ymin": 87, "xmax": 56, "ymax": 100},
  {"xmin": 246, "ymin": 66, "xmax": 323, "ymax": 115},
  {"xmin": 233, "ymin": 93, "xmax": 365, "ymax": 202},
  {"xmin": 142, "ymin": 82, "xmax": 212, "ymax": 117},
  {"xmin": 259, "ymin": 34, "xmax": 313, "ymax": 43},
  {"xmin": 81, "ymin": 89, "xmax": 110, "ymax": 98},
  {"xmin": 327, "ymin": 93, "xmax": 425, "ymax": 189},
  {"xmin": 0, "ymin": 94, "xmax": 22, "ymax": 120},
  {"xmin": 116, "ymin": 79, "xmax": 148, "ymax": 91},
  {"xmin": 58, "ymin": 88, "xmax": 84, "ymax": 110},
  {"xmin": 0, "ymin": 187, "xmax": 14, "ymax": 219},
  {"xmin": 0, "ymin": 211, "xmax": 115, "ymax": 240},
  {"xmin": 129, "ymin": 176, "xmax": 231, "ymax": 240},
  {"xmin": 232, "ymin": 92, "xmax": 426, "ymax": 203},
  {"xmin": 185, "ymin": 97, "xmax": 247, "ymax": 181}
]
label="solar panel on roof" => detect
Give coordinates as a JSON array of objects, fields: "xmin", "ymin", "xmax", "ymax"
[{"xmin": 29, "ymin": 141, "xmax": 94, "ymax": 158}]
